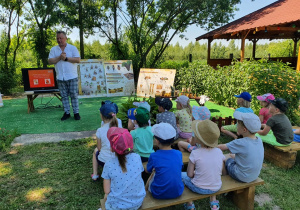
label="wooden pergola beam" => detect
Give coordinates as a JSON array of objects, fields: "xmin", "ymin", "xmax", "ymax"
[{"xmin": 255, "ymin": 26, "xmax": 300, "ymax": 32}]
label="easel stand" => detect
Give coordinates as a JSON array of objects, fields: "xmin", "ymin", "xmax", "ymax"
[{"xmin": 24, "ymin": 92, "xmax": 62, "ymax": 113}]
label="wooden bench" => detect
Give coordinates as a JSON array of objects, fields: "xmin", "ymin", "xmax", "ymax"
[
  {"xmin": 264, "ymin": 141, "xmax": 300, "ymax": 169},
  {"xmin": 100, "ymin": 175, "xmax": 264, "ymax": 210},
  {"xmin": 263, "ymin": 126, "xmax": 300, "ymax": 169}
]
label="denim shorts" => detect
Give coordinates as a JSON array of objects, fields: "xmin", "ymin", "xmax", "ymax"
[
  {"xmin": 181, "ymin": 172, "xmax": 218, "ymax": 194},
  {"xmin": 225, "ymin": 158, "xmax": 243, "ymax": 182},
  {"xmin": 95, "ymin": 151, "xmax": 105, "ymax": 167}
]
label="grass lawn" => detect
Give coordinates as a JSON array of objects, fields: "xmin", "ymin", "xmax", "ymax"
[
  {"xmin": 1, "ymin": 136, "xmax": 299, "ymax": 209},
  {"xmin": 0, "ymin": 96, "xmax": 234, "ymax": 134}
]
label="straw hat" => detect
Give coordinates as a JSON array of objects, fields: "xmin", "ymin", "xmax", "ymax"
[{"xmin": 191, "ymin": 120, "xmax": 220, "ymax": 148}]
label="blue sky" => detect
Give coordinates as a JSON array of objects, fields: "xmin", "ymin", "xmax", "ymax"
[{"xmin": 69, "ymin": 0, "xmax": 278, "ymax": 47}]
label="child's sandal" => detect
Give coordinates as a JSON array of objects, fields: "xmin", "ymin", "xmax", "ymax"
[
  {"xmin": 91, "ymin": 174, "xmax": 99, "ymax": 181},
  {"xmin": 210, "ymin": 200, "xmax": 220, "ymax": 210},
  {"xmin": 184, "ymin": 202, "xmax": 196, "ymax": 210}
]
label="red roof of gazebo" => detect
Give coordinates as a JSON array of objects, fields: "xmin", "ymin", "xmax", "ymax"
[{"xmin": 196, "ymin": 0, "xmax": 300, "ymax": 40}]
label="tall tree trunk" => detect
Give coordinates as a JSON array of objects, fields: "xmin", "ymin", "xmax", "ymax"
[
  {"xmin": 4, "ymin": 9, "xmax": 14, "ymax": 70},
  {"xmin": 78, "ymin": 0, "xmax": 84, "ymax": 59}
]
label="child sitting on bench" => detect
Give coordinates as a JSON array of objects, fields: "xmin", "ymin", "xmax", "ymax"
[
  {"xmin": 178, "ymin": 106, "xmax": 211, "ymax": 153},
  {"xmin": 101, "ymin": 127, "xmax": 146, "ymax": 210},
  {"xmin": 155, "ymin": 97, "xmax": 178, "ymax": 139},
  {"xmin": 218, "ymin": 111, "xmax": 264, "ymax": 183},
  {"xmin": 175, "ymin": 95, "xmax": 193, "ymax": 139},
  {"xmin": 145, "ymin": 123, "xmax": 184, "ymax": 199},
  {"xmin": 181, "ymin": 120, "xmax": 225, "ymax": 210},
  {"xmin": 257, "ymin": 98, "xmax": 294, "ymax": 146},
  {"xmin": 91, "ymin": 101, "xmax": 122, "ymax": 181},
  {"xmin": 130, "ymin": 106, "xmax": 154, "ymax": 162},
  {"xmin": 221, "ymin": 92, "xmax": 253, "ymax": 139},
  {"xmin": 256, "ymin": 93, "xmax": 274, "ymax": 124}
]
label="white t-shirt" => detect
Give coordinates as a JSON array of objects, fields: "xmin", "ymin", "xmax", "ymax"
[
  {"xmin": 190, "ymin": 147, "xmax": 225, "ymax": 191},
  {"xmin": 96, "ymin": 121, "xmax": 122, "ymax": 162},
  {"xmin": 48, "ymin": 43, "xmax": 80, "ymax": 80}
]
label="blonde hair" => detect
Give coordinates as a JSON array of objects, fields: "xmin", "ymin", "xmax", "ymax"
[
  {"xmin": 180, "ymin": 99, "xmax": 192, "ymax": 116},
  {"xmin": 238, "ymin": 98, "xmax": 251, "ymax": 108},
  {"xmin": 102, "ymin": 112, "xmax": 118, "ymax": 128}
]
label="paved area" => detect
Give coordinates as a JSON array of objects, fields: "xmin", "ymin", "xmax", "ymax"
[{"xmin": 12, "ymin": 130, "xmax": 96, "ymax": 146}]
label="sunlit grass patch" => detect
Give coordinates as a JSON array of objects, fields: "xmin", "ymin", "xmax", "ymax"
[
  {"xmin": 26, "ymin": 187, "xmax": 52, "ymax": 202},
  {"xmin": 85, "ymin": 139, "xmax": 97, "ymax": 148},
  {"xmin": 9, "ymin": 149, "xmax": 18, "ymax": 155},
  {"xmin": 37, "ymin": 168, "xmax": 49, "ymax": 174},
  {"xmin": 0, "ymin": 162, "xmax": 12, "ymax": 176},
  {"xmin": 24, "ymin": 160, "xmax": 33, "ymax": 168}
]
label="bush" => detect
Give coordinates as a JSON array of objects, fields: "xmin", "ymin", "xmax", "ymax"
[
  {"xmin": 118, "ymin": 96, "xmax": 159, "ymax": 128},
  {"xmin": 176, "ymin": 59, "xmax": 300, "ymax": 124},
  {"xmin": 0, "ymin": 65, "xmax": 17, "ymax": 95},
  {"xmin": 0, "ymin": 128, "xmax": 19, "ymax": 151}
]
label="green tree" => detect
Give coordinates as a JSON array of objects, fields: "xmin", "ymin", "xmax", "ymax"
[
  {"xmin": 97, "ymin": 0, "xmax": 241, "ymax": 81},
  {"xmin": 27, "ymin": 0, "xmax": 62, "ymax": 67},
  {"xmin": 0, "ymin": 0, "xmax": 26, "ymax": 94},
  {"xmin": 60, "ymin": 0, "xmax": 105, "ymax": 59}
]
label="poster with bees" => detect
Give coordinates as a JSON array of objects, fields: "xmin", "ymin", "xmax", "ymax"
[
  {"xmin": 137, "ymin": 68, "xmax": 176, "ymax": 97},
  {"xmin": 104, "ymin": 60, "xmax": 135, "ymax": 97},
  {"xmin": 77, "ymin": 59, "xmax": 107, "ymax": 97}
]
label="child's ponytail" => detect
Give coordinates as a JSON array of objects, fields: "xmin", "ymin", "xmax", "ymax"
[
  {"xmin": 186, "ymin": 99, "xmax": 192, "ymax": 117},
  {"xmin": 109, "ymin": 113, "xmax": 119, "ymax": 128},
  {"xmin": 116, "ymin": 148, "xmax": 132, "ymax": 172}
]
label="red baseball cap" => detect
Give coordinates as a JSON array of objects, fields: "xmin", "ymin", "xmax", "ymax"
[{"xmin": 107, "ymin": 127, "xmax": 133, "ymax": 155}]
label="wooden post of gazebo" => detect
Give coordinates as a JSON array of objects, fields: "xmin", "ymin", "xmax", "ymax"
[
  {"xmin": 297, "ymin": 46, "xmax": 300, "ymax": 71},
  {"xmin": 251, "ymin": 38, "xmax": 258, "ymax": 59},
  {"xmin": 207, "ymin": 38, "xmax": 213, "ymax": 61},
  {"xmin": 240, "ymin": 30, "xmax": 250, "ymax": 62},
  {"xmin": 293, "ymin": 38, "xmax": 299, "ymax": 57}
]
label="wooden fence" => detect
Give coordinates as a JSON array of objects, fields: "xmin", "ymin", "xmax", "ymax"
[{"xmin": 211, "ymin": 116, "xmax": 237, "ymax": 129}]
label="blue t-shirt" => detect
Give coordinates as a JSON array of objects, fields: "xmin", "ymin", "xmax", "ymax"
[
  {"xmin": 131, "ymin": 126, "xmax": 154, "ymax": 158},
  {"xmin": 101, "ymin": 153, "xmax": 146, "ymax": 210},
  {"xmin": 147, "ymin": 149, "xmax": 184, "ymax": 199},
  {"xmin": 293, "ymin": 129, "xmax": 300, "ymax": 142},
  {"xmin": 226, "ymin": 137, "xmax": 264, "ymax": 183},
  {"xmin": 236, "ymin": 107, "xmax": 254, "ymax": 113}
]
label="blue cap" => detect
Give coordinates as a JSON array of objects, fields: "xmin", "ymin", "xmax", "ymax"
[
  {"xmin": 234, "ymin": 92, "xmax": 252, "ymax": 102},
  {"xmin": 127, "ymin": 108, "xmax": 136, "ymax": 120},
  {"xmin": 102, "ymin": 100, "xmax": 119, "ymax": 114},
  {"xmin": 100, "ymin": 101, "xmax": 117, "ymax": 118}
]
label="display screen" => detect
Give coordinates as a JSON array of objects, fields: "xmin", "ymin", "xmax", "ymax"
[
  {"xmin": 28, "ymin": 69, "xmax": 56, "ymax": 88},
  {"xmin": 22, "ymin": 68, "xmax": 58, "ymax": 92}
]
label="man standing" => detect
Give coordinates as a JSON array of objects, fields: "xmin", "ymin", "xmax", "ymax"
[{"xmin": 48, "ymin": 31, "xmax": 81, "ymax": 121}]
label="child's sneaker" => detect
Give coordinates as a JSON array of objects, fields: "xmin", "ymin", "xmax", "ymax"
[
  {"xmin": 91, "ymin": 174, "xmax": 99, "ymax": 181},
  {"xmin": 210, "ymin": 200, "xmax": 220, "ymax": 210}
]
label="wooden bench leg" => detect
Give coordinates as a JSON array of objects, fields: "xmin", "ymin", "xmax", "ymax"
[
  {"xmin": 232, "ymin": 186, "xmax": 255, "ymax": 210},
  {"xmin": 264, "ymin": 144, "xmax": 297, "ymax": 169}
]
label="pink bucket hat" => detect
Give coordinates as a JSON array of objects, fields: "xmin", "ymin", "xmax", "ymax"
[
  {"xmin": 175, "ymin": 95, "xmax": 189, "ymax": 106},
  {"xmin": 107, "ymin": 127, "xmax": 133, "ymax": 155},
  {"xmin": 192, "ymin": 106, "xmax": 211, "ymax": 120},
  {"xmin": 257, "ymin": 93, "xmax": 275, "ymax": 102}
]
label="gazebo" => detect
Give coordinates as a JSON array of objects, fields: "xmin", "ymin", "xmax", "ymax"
[{"xmin": 195, "ymin": 0, "xmax": 300, "ymax": 69}]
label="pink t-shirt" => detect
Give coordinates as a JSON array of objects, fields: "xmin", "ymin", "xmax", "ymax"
[
  {"xmin": 259, "ymin": 107, "xmax": 272, "ymax": 124},
  {"xmin": 190, "ymin": 147, "xmax": 225, "ymax": 191}
]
